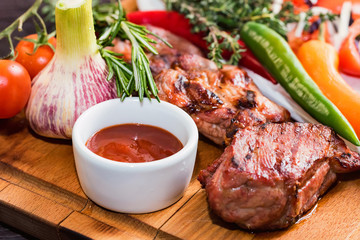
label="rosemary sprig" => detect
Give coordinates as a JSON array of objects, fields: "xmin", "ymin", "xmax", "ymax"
[
  {"xmin": 96, "ymin": 0, "xmax": 164, "ymax": 101},
  {"xmin": 41, "ymin": 0, "xmax": 168, "ymax": 101},
  {"xmin": 166, "ymin": 0, "xmax": 337, "ymax": 67}
]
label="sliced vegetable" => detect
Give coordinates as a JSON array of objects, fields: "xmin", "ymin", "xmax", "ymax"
[
  {"xmin": 240, "ymin": 21, "xmax": 360, "ymax": 145},
  {"xmin": 127, "ymin": 11, "xmax": 277, "ymax": 83},
  {"xmin": 0, "ymin": 60, "xmax": 31, "ymax": 119},
  {"xmin": 15, "ymin": 34, "xmax": 56, "ymax": 79},
  {"xmin": 297, "ymin": 39, "xmax": 360, "ymax": 140},
  {"xmin": 339, "ymin": 19, "xmax": 360, "ymax": 77}
]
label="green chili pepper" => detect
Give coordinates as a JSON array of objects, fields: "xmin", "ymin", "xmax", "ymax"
[{"xmin": 240, "ymin": 21, "xmax": 360, "ymax": 146}]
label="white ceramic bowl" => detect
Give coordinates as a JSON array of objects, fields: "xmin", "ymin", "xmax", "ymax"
[{"xmin": 72, "ymin": 97, "xmax": 198, "ymax": 214}]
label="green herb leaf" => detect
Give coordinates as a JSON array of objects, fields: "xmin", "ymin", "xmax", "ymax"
[
  {"xmin": 96, "ymin": 0, "xmax": 170, "ymax": 101},
  {"xmin": 166, "ymin": 0, "xmax": 338, "ymax": 67}
]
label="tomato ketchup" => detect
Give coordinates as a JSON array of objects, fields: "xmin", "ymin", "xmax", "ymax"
[{"xmin": 86, "ymin": 124, "xmax": 183, "ymax": 163}]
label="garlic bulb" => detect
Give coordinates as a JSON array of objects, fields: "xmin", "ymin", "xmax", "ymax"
[{"xmin": 26, "ymin": 0, "xmax": 117, "ymax": 139}]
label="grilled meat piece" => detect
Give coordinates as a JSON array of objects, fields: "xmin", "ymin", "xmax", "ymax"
[
  {"xmin": 155, "ymin": 54, "xmax": 290, "ymax": 145},
  {"xmin": 109, "ymin": 26, "xmax": 290, "ymax": 144},
  {"xmin": 198, "ymin": 122, "xmax": 360, "ymax": 230},
  {"xmin": 146, "ymin": 25, "xmax": 204, "ymax": 75},
  {"xmin": 146, "ymin": 25, "xmax": 203, "ymax": 57}
]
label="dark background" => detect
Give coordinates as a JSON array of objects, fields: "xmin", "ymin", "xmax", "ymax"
[
  {"xmin": 0, "ymin": 0, "xmax": 124, "ymax": 239},
  {"xmin": 1, "ymin": 1, "xmax": 57, "ymax": 239},
  {"xmin": 0, "ymin": 0, "xmax": 43, "ymax": 57},
  {"xmin": 1, "ymin": 1, "xmax": 47, "ymax": 239}
]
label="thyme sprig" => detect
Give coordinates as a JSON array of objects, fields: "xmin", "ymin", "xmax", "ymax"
[{"xmin": 166, "ymin": 0, "xmax": 337, "ymax": 68}]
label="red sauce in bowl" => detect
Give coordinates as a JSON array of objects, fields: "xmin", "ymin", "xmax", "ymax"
[{"xmin": 86, "ymin": 124, "xmax": 183, "ymax": 163}]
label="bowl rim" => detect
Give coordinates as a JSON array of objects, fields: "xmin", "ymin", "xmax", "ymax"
[{"xmin": 72, "ymin": 97, "xmax": 199, "ymax": 169}]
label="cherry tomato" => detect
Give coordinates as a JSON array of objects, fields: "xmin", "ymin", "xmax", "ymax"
[
  {"xmin": 15, "ymin": 34, "xmax": 56, "ymax": 79},
  {"xmin": 0, "ymin": 60, "xmax": 31, "ymax": 119}
]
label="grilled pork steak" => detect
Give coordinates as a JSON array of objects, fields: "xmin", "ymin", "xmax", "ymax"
[
  {"xmin": 110, "ymin": 27, "xmax": 290, "ymax": 145},
  {"xmin": 155, "ymin": 54, "xmax": 290, "ymax": 145},
  {"xmin": 198, "ymin": 122, "xmax": 360, "ymax": 230}
]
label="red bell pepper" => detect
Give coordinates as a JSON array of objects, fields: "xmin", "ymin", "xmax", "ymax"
[
  {"xmin": 339, "ymin": 19, "xmax": 360, "ymax": 77},
  {"xmin": 127, "ymin": 11, "xmax": 277, "ymax": 84},
  {"xmin": 127, "ymin": 11, "xmax": 207, "ymax": 49}
]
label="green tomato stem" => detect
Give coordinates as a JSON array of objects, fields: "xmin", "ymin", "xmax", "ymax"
[{"xmin": 0, "ymin": 0, "xmax": 43, "ymax": 59}]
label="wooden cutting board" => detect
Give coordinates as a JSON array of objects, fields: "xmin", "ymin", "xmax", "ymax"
[{"xmin": 1, "ymin": 112, "xmax": 360, "ymax": 240}]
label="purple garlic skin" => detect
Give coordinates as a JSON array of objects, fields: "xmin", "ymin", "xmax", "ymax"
[{"xmin": 26, "ymin": 54, "xmax": 118, "ymax": 139}]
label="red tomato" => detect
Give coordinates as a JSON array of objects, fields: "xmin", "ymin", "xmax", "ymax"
[
  {"xmin": 15, "ymin": 34, "xmax": 56, "ymax": 79},
  {"xmin": 0, "ymin": 60, "xmax": 31, "ymax": 119}
]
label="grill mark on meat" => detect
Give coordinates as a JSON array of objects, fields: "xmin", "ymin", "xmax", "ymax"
[
  {"xmin": 260, "ymin": 123, "xmax": 270, "ymax": 130},
  {"xmin": 288, "ymin": 124, "xmax": 303, "ymax": 175},
  {"xmin": 226, "ymin": 126, "xmax": 239, "ymax": 141},
  {"xmin": 231, "ymin": 157, "xmax": 239, "ymax": 168},
  {"xmin": 186, "ymin": 82, "xmax": 224, "ymax": 106},
  {"xmin": 341, "ymin": 153, "xmax": 352, "ymax": 158},
  {"xmin": 153, "ymin": 53, "xmax": 290, "ymax": 145},
  {"xmin": 174, "ymin": 74, "xmax": 188, "ymax": 93},
  {"xmin": 244, "ymin": 75, "xmax": 251, "ymax": 85},
  {"xmin": 247, "ymin": 110, "xmax": 264, "ymax": 123},
  {"xmin": 198, "ymin": 122, "xmax": 360, "ymax": 230},
  {"xmin": 334, "ymin": 157, "xmax": 348, "ymax": 169},
  {"xmin": 237, "ymin": 90, "xmax": 257, "ymax": 109},
  {"xmin": 245, "ymin": 154, "xmax": 252, "ymax": 160}
]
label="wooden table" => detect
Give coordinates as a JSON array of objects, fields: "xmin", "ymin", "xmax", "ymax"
[
  {"xmin": 1, "ymin": 112, "xmax": 360, "ymax": 240},
  {"xmin": 1, "ymin": 1, "xmax": 360, "ymax": 238}
]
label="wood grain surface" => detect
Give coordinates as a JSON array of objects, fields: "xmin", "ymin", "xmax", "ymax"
[
  {"xmin": 1, "ymin": 0, "xmax": 360, "ymax": 239},
  {"xmin": 1, "ymin": 110, "xmax": 360, "ymax": 240}
]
